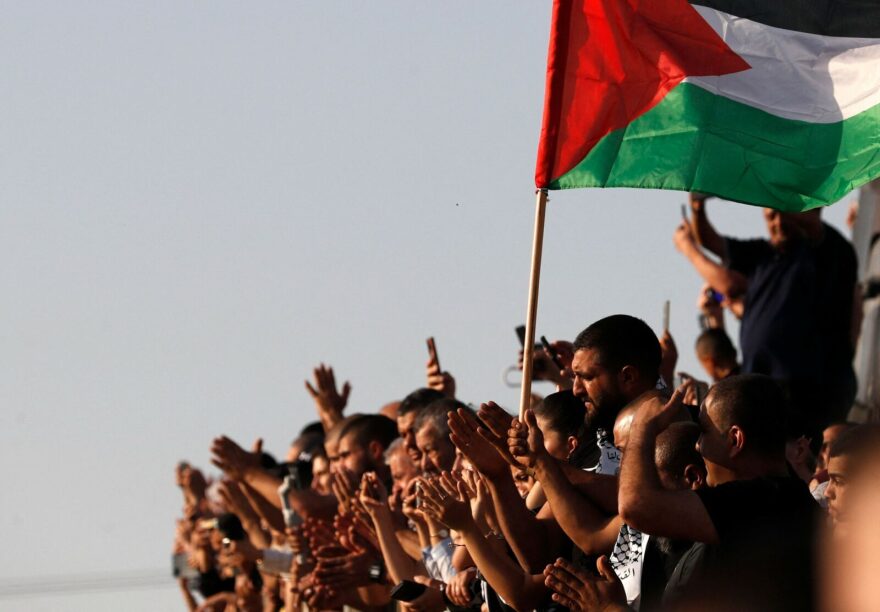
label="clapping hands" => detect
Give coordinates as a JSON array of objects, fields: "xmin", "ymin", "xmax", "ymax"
[
  {"xmin": 543, "ymin": 556, "xmax": 627, "ymax": 612},
  {"xmin": 507, "ymin": 409, "xmax": 549, "ymax": 471},
  {"xmin": 417, "ymin": 472, "xmax": 474, "ymax": 531},
  {"xmin": 210, "ymin": 436, "xmax": 261, "ymax": 481}
]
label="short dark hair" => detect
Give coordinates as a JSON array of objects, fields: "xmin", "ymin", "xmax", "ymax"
[
  {"xmin": 533, "ymin": 390, "xmax": 586, "ymax": 438},
  {"xmin": 299, "ymin": 421, "xmax": 325, "ymax": 438},
  {"xmin": 399, "ymin": 388, "xmax": 446, "ymax": 417},
  {"xmin": 695, "ymin": 329, "xmax": 737, "ymax": 363},
  {"xmin": 573, "ymin": 315, "xmax": 661, "ymax": 381},
  {"xmin": 325, "ymin": 413, "xmax": 361, "ymax": 445},
  {"xmin": 655, "ymin": 421, "xmax": 704, "ymax": 477},
  {"xmin": 709, "ymin": 374, "xmax": 787, "ymax": 457},
  {"xmin": 217, "ymin": 513, "xmax": 246, "ymax": 541},
  {"xmin": 338, "ymin": 414, "xmax": 399, "ymax": 450},
  {"xmin": 414, "ymin": 398, "xmax": 469, "ymax": 438},
  {"xmin": 829, "ymin": 424, "xmax": 880, "ymax": 463}
]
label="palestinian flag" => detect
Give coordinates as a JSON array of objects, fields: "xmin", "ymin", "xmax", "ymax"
[{"xmin": 535, "ymin": 0, "xmax": 880, "ymax": 211}]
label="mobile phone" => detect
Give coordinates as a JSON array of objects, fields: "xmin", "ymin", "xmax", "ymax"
[
  {"xmin": 391, "ymin": 580, "xmax": 428, "ymax": 602},
  {"xmin": 414, "ymin": 482, "xmax": 423, "ymax": 509},
  {"xmin": 705, "ymin": 288, "xmax": 724, "ymax": 303},
  {"xmin": 515, "ymin": 325, "xmax": 527, "ymax": 347},
  {"xmin": 278, "ymin": 476, "xmax": 304, "ymax": 528},
  {"xmin": 680, "ymin": 203, "xmax": 688, "ymax": 222},
  {"xmin": 517, "ymin": 325, "xmax": 546, "ymax": 375},
  {"xmin": 663, "ymin": 300, "xmax": 670, "ymax": 333},
  {"xmin": 540, "ymin": 336, "xmax": 566, "ymax": 371},
  {"xmin": 426, "ymin": 337, "xmax": 440, "ymax": 371}
]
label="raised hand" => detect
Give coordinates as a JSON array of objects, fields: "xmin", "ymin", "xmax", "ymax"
[
  {"xmin": 445, "ymin": 567, "xmax": 478, "ymax": 607},
  {"xmin": 659, "ymin": 329, "xmax": 678, "ymax": 388},
  {"xmin": 507, "ymin": 409, "xmax": 548, "ymax": 471},
  {"xmin": 632, "ymin": 388, "xmax": 685, "ymax": 435},
  {"xmin": 417, "ymin": 473, "xmax": 474, "ymax": 531},
  {"xmin": 345, "ymin": 514, "xmax": 380, "ymax": 555},
  {"xmin": 677, "ymin": 373, "xmax": 709, "ymax": 406},
  {"xmin": 519, "ymin": 340, "xmax": 575, "ymax": 386},
  {"xmin": 358, "ymin": 471, "xmax": 390, "ymax": 517},
  {"xmin": 697, "ymin": 283, "xmax": 725, "ymax": 329},
  {"xmin": 210, "ymin": 436, "xmax": 261, "ymax": 481},
  {"xmin": 401, "ymin": 479, "xmax": 427, "ymax": 526},
  {"xmin": 673, "ymin": 220, "xmax": 698, "ymax": 255},
  {"xmin": 216, "ymin": 479, "xmax": 250, "ymax": 517},
  {"xmin": 463, "ymin": 469, "xmax": 497, "ymax": 532},
  {"xmin": 426, "ymin": 341, "xmax": 456, "ymax": 398},
  {"xmin": 305, "ymin": 363, "xmax": 351, "ymax": 430},
  {"xmin": 475, "ymin": 402, "xmax": 523, "ymax": 467},
  {"xmin": 543, "ymin": 556, "xmax": 627, "ymax": 612},
  {"xmin": 313, "ymin": 543, "xmax": 375, "ymax": 589},
  {"xmin": 448, "ymin": 408, "xmax": 509, "ymax": 478},
  {"xmin": 331, "ymin": 467, "xmax": 359, "ymax": 513},
  {"xmin": 302, "ymin": 582, "xmax": 345, "ymax": 611},
  {"xmin": 302, "ymin": 517, "xmax": 336, "ymax": 550}
]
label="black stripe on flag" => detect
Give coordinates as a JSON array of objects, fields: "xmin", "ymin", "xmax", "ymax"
[{"xmin": 690, "ymin": 0, "xmax": 880, "ymax": 38}]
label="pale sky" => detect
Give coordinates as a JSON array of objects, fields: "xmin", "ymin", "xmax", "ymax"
[{"xmin": 0, "ymin": 2, "xmax": 852, "ymax": 610}]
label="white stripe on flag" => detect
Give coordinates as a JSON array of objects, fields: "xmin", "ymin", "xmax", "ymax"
[{"xmin": 684, "ymin": 6, "xmax": 880, "ymax": 123}]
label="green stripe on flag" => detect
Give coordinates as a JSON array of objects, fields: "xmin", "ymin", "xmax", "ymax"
[{"xmin": 549, "ymin": 82, "xmax": 880, "ymax": 211}]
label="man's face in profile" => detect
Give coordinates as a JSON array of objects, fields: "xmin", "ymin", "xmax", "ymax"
[
  {"xmin": 825, "ymin": 454, "xmax": 853, "ymax": 525},
  {"xmin": 310, "ymin": 454, "xmax": 332, "ymax": 495},
  {"xmin": 415, "ymin": 422, "xmax": 456, "ymax": 475},
  {"xmin": 337, "ymin": 433, "xmax": 371, "ymax": 479},
  {"xmin": 571, "ymin": 348, "xmax": 625, "ymax": 427},
  {"xmin": 387, "ymin": 448, "xmax": 419, "ymax": 510},
  {"xmin": 397, "ymin": 411, "xmax": 422, "ymax": 463},
  {"xmin": 820, "ymin": 424, "xmax": 850, "ymax": 471}
]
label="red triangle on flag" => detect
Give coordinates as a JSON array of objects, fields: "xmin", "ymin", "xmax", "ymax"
[{"xmin": 535, "ymin": 0, "xmax": 750, "ymax": 188}]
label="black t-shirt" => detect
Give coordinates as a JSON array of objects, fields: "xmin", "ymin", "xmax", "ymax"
[
  {"xmin": 196, "ymin": 567, "xmax": 235, "ymax": 598},
  {"xmin": 726, "ymin": 223, "xmax": 856, "ymax": 384},
  {"xmin": 638, "ymin": 536, "xmax": 693, "ymax": 611},
  {"xmin": 677, "ymin": 476, "xmax": 818, "ymax": 611}
]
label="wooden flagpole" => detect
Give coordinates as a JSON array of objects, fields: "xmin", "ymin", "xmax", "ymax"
[{"xmin": 519, "ymin": 188, "xmax": 549, "ymax": 418}]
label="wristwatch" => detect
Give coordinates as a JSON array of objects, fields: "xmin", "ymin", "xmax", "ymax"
[
  {"xmin": 431, "ymin": 528, "xmax": 450, "ymax": 539},
  {"xmin": 368, "ymin": 562, "xmax": 386, "ymax": 584}
]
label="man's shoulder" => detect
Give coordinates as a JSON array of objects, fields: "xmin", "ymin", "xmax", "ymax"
[
  {"xmin": 708, "ymin": 474, "xmax": 811, "ymax": 493},
  {"xmin": 724, "ymin": 235, "xmax": 771, "ymax": 251},
  {"xmin": 695, "ymin": 476, "xmax": 817, "ymax": 540},
  {"xmin": 699, "ymin": 476, "xmax": 816, "ymax": 514},
  {"xmin": 723, "ymin": 235, "xmax": 774, "ymax": 271},
  {"xmin": 819, "ymin": 222, "xmax": 857, "ymax": 260}
]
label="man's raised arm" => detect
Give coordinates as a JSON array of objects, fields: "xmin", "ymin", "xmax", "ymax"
[
  {"xmin": 617, "ymin": 391, "xmax": 717, "ymax": 543},
  {"xmin": 674, "ymin": 222, "xmax": 748, "ymax": 299},
  {"xmin": 449, "ymin": 406, "xmax": 565, "ymax": 573},
  {"xmin": 689, "ymin": 194, "xmax": 726, "ymax": 258},
  {"xmin": 512, "ymin": 410, "xmax": 621, "ymax": 557}
]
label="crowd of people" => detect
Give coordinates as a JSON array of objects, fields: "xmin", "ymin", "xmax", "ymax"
[{"xmin": 171, "ymin": 196, "xmax": 880, "ymax": 611}]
